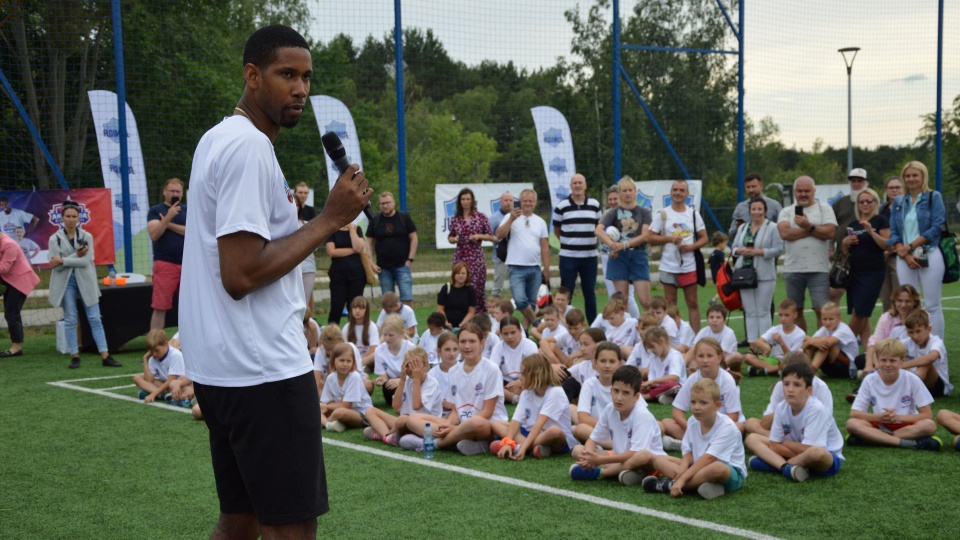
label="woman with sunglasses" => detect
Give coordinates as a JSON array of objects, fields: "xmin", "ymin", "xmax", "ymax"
[{"xmin": 840, "ymin": 188, "xmax": 890, "ymax": 345}]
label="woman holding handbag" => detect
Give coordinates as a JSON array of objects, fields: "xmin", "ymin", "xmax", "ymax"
[
  {"xmin": 731, "ymin": 197, "xmax": 783, "ymax": 342},
  {"xmin": 325, "ymin": 223, "xmax": 366, "ymax": 325},
  {"xmin": 840, "ymin": 188, "xmax": 890, "ymax": 345}
]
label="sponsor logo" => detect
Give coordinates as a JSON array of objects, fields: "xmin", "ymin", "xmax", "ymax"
[
  {"xmin": 451, "ymin": 384, "xmax": 457, "ymax": 396},
  {"xmin": 783, "ymin": 424, "xmax": 792, "ymax": 435},
  {"xmin": 661, "ymin": 194, "xmax": 695, "ymax": 207},
  {"xmin": 113, "ymin": 193, "xmax": 140, "ymax": 212},
  {"xmin": 901, "ymin": 395, "xmax": 912, "ymax": 405},
  {"xmin": 102, "ymin": 118, "xmax": 128, "ymax": 143},
  {"xmin": 543, "ymin": 128, "xmax": 564, "ymax": 147},
  {"xmin": 524, "ymin": 408, "xmax": 531, "ymax": 419},
  {"xmin": 549, "ymin": 157, "xmax": 567, "ymax": 176},
  {"xmin": 475, "ymin": 383, "xmax": 484, "ymax": 393},
  {"xmin": 636, "ymin": 190, "xmax": 653, "ymax": 208},
  {"xmin": 554, "ymin": 185, "xmax": 570, "ymax": 200},
  {"xmin": 48, "ymin": 202, "xmax": 91, "ymax": 228},
  {"xmin": 827, "ymin": 192, "xmax": 844, "ymax": 205},
  {"xmin": 627, "ymin": 428, "xmax": 633, "ymax": 439},
  {"xmin": 324, "ymin": 120, "xmax": 348, "ymax": 139},
  {"xmin": 109, "ymin": 155, "xmax": 135, "ymax": 177},
  {"xmin": 442, "ymin": 196, "xmax": 457, "ymax": 234}
]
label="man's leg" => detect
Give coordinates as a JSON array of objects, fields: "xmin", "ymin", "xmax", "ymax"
[
  {"xmin": 492, "ymin": 259, "xmax": 507, "ymax": 297},
  {"xmin": 579, "ymin": 256, "xmax": 599, "ymax": 323},
  {"xmin": 809, "ymin": 272, "xmax": 830, "ymax": 330},
  {"xmin": 150, "ymin": 309, "xmax": 167, "ymax": 332},
  {"xmin": 395, "ymin": 265, "xmax": 414, "ymax": 308},
  {"xmin": 379, "ymin": 267, "xmax": 397, "ymax": 297}
]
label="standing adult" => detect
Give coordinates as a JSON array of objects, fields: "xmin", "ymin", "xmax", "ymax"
[
  {"xmin": 448, "ymin": 187, "xmax": 496, "ymax": 313},
  {"xmin": 0, "ymin": 231, "xmax": 40, "ymax": 357},
  {"xmin": 888, "ymin": 161, "xmax": 946, "ymax": 339},
  {"xmin": 598, "ymin": 186, "xmax": 640, "ymax": 318},
  {"xmin": 488, "ymin": 191, "xmax": 513, "ymax": 298},
  {"xmin": 829, "ymin": 168, "xmax": 869, "ymax": 303},
  {"xmin": 731, "ymin": 197, "xmax": 783, "ymax": 342},
  {"xmin": 840, "ymin": 188, "xmax": 890, "ymax": 346},
  {"xmin": 325, "ymin": 223, "xmax": 365, "ymax": 326},
  {"xmin": 496, "ymin": 189, "xmax": 549, "ymax": 328},
  {"xmin": 295, "ymin": 182, "xmax": 318, "ymax": 314},
  {"xmin": 180, "ymin": 25, "xmax": 371, "ymax": 538},
  {"xmin": 553, "ymin": 173, "xmax": 602, "ymax": 322},
  {"xmin": 366, "ymin": 191, "xmax": 418, "ymax": 307},
  {"xmin": 596, "ymin": 176, "xmax": 652, "ymax": 311},
  {"xmin": 877, "ymin": 176, "xmax": 903, "ymax": 311},
  {"xmin": 727, "ymin": 173, "xmax": 783, "ymax": 239},
  {"xmin": 147, "ymin": 178, "xmax": 186, "ymax": 331},
  {"xmin": 777, "ymin": 176, "xmax": 837, "ymax": 332},
  {"xmin": 0, "ymin": 197, "xmax": 39, "ymax": 237},
  {"xmin": 48, "ymin": 201, "xmax": 121, "ymax": 369}
]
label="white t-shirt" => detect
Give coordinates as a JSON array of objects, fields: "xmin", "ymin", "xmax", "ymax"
[
  {"xmin": 489, "ymin": 313, "xmax": 500, "ymax": 335},
  {"xmin": 482, "ymin": 332, "xmax": 501, "ymax": 361},
  {"xmin": 399, "ymin": 375, "xmax": 443, "ymax": 417},
  {"xmin": 0, "ymin": 208, "xmax": 35, "ymax": 236},
  {"xmin": 852, "ymin": 370, "xmax": 934, "ymax": 415},
  {"xmin": 312, "ymin": 342, "xmax": 362, "ymax": 378},
  {"xmin": 568, "ymin": 360, "xmax": 597, "ymax": 384},
  {"xmin": 555, "ymin": 332, "xmax": 581, "ymax": 356},
  {"xmin": 377, "ymin": 305, "xmax": 419, "ymax": 332},
  {"xmin": 429, "ymin": 364, "xmax": 454, "ymax": 402},
  {"xmin": 813, "ymin": 323, "xmax": 859, "ymax": 363},
  {"xmin": 763, "ymin": 376, "xmax": 833, "ymax": 416},
  {"xmin": 505, "ymin": 213, "xmax": 549, "ymax": 267},
  {"xmin": 606, "ymin": 318, "xmax": 639, "ymax": 348},
  {"xmin": 448, "ymin": 359, "xmax": 509, "ymax": 423},
  {"xmin": 694, "ymin": 325, "xmax": 738, "ymax": 356},
  {"xmin": 492, "ymin": 338, "xmax": 538, "ymax": 382},
  {"xmin": 760, "ymin": 324, "xmax": 806, "ymax": 358},
  {"xmin": 181, "ymin": 116, "xmax": 308, "ymax": 387},
  {"xmin": 320, "ymin": 371, "xmax": 373, "ymax": 414},
  {"xmin": 578, "ymin": 377, "xmax": 615, "ymax": 419},
  {"xmin": 648, "ymin": 349, "xmax": 686, "ymax": 381},
  {"xmin": 148, "ymin": 347, "xmax": 186, "ymax": 382},
  {"xmin": 673, "ymin": 370, "xmax": 744, "ymax": 422},
  {"xmin": 590, "ymin": 314, "xmax": 608, "ymax": 330},
  {"xmin": 659, "ymin": 316, "xmax": 680, "ymax": 346},
  {"xmin": 682, "ymin": 412, "xmax": 748, "ymax": 478},
  {"xmin": 625, "ymin": 343, "xmax": 653, "ymax": 369},
  {"xmin": 513, "ymin": 386, "xmax": 578, "ymax": 449},
  {"xmin": 343, "ymin": 322, "xmax": 380, "ymax": 356},
  {"xmin": 677, "ymin": 320, "xmax": 696, "ymax": 348},
  {"xmin": 419, "ymin": 329, "xmax": 443, "ymax": 366},
  {"xmin": 590, "ymin": 403, "xmax": 665, "ymax": 456},
  {"xmin": 770, "ymin": 396, "xmax": 845, "ymax": 460},
  {"xmin": 650, "ymin": 206, "xmax": 706, "ymax": 274},
  {"xmin": 905, "ymin": 335, "xmax": 952, "ymax": 395},
  {"xmin": 542, "ymin": 324, "xmax": 569, "ymax": 343},
  {"xmin": 374, "ymin": 340, "xmax": 415, "ymax": 379},
  {"xmin": 777, "ymin": 202, "xmax": 837, "ymax": 273}
]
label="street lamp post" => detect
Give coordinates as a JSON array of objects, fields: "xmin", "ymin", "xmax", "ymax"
[{"xmin": 839, "ymin": 47, "xmax": 860, "ymax": 173}]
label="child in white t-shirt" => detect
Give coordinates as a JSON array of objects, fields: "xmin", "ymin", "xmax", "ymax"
[
  {"xmin": 624, "ymin": 312, "xmax": 659, "ymax": 369},
  {"xmin": 649, "ymin": 296, "xmax": 680, "ymax": 347},
  {"xmin": 474, "ymin": 312, "xmax": 500, "ymax": 360},
  {"xmin": 542, "ymin": 308, "xmax": 587, "ymax": 368},
  {"xmin": 803, "ymin": 302, "xmax": 859, "ymax": 379},
  {"xmin": 313, "ymin": 323, "xmax": 367, "ymax": 397},
  {"xmin": 492, "ymin": 316, "xmax": 538, "ymax": 404},
  {"xmin": 344, "ymin": 296, "xmax": 379, "ymax": 371},
  {"xmin": 573, "ymin": 341, "xmax": 626, "ymax": 443},
  {"xmin": 419, "ymin": 312, "xmax": 447, "ymax": 366},
  {"xmin": 686, "ymin": 305, "xmax": 742, "ymax": 374},
  {"xmin": 745, "ymin": 351, "xmax": 833, "ymax": 437},
  {"xmin": 429, "ymin": 332, "xmax": 459, "ymax": 413},
  {"xmin": 564, "ymin": 327, "xmax": 606, "ymax": 396},
  {"xmin": 640, "ymin": 327, "xmax": 685, "ymax": 405},
  {"xmin": 377, "ymin": 291, "xmax": 419, "ymax": 343},
  {"xmin": 321, "ymin": 343, "xmax": 375, "ymax": 432},
  {"xmin": 745, "ymin": 298, "xmax": 806, "ymax": 377},
  {"xmin": 602, "ymin": 300, "xmax": 639, "ymax": 352},
  {"xmin": 845, "ymin": 338, "xmax": 941, "ymax": 451},
  {"xmin": 667, "ymin": 304, "xmax": 696, "ymax": 353},
  {"xmin": 903, "ymin": 309, "xmax": 952, "ymax": 397},
  {"xmin": 364, "ymin": 347, "xmax": 442, "ymax": 446},
  {"xmin": 643, "ymin": 378, "xmax": 747, "ymax": 499},
  {"xmin": 374, "ymin": 315, "xmax": 414, "ymax": 410},
  {"xmin": 134, "ymin": 329, "xmax": 188, "ymax": 406}
]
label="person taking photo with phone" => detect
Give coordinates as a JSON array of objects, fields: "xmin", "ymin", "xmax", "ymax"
[{"xmin": 147, "ymin": 178, "xmax": 187, "ymax": 331}]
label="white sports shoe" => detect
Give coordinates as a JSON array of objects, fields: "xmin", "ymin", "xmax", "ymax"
[
  {"xmin": 662, "ymin": 435, "xmax": 682, "ymax": 452},
  {"xmin": 456, "ymin": 439, "xmax": 489, "ymax": 456},
  {"xmin": 326, "ymin": 420, "xmax": 346, "ymax": 433},
  {"xmin": 697, "ymin": 482, "xmax": 726, "ymax": 500},
  {"xmin": 399, "ymin": 434, "xmax": 424, "ymax": 452}
]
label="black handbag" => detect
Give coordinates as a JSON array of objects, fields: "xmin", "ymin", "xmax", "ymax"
[
  {"xmin": 730, "ymin": 266, "xmax": 758, "ymax": 290},
  {"xmin": 693, "ymin": 209, "xmax": 707, "ymax": 286},
  {"xmin": 829, "ymin": 252, "xmax": 852, "ymax": 288}
]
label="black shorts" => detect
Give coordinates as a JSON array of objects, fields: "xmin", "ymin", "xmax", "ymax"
[{"xmin": 194, "ymin": 371, "xmax": 328, "ymax": 525}]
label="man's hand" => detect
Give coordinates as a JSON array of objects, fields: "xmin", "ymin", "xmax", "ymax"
[
  {"xmin": 319, "ymin": 165, "xmax": 372, "ymax": 227},
  {"xmin": 164, "ymin": 202, "xmax": 182, "ymax": 221}
]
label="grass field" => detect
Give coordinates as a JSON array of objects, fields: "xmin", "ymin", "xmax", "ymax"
[{"xmin": 2, "ymin": 281, "xmax": 959, "ymax": 539}]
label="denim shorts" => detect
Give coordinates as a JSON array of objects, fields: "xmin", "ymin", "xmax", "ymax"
[
  {"xmin": 605, "ymin": 249, "xmax": 650, "ymax": 282},
  {"xmin": 379, "ymin": 265, "xmax": 413, "ymax": 302}
]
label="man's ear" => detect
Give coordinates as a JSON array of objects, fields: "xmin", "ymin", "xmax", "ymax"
[{"xmin": 243, "ymin": 63, "xmax": 261, "ymax": 90}]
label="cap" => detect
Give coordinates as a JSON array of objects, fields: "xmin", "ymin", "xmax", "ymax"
[{"xmin": 848, "ymin": 168, "xmax": 867, "ymax": 180}]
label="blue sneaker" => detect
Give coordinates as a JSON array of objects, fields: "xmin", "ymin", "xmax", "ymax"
[
  {"xmin": 915, "ymin": 436, "xmax": 941, "ymax": 452},
  {"xmin": 953, "ymin": 435, "xmax": 960, "ymax": 452},
  {"xmin": 781, "ymin": 464, "xmax": 809, "ymax": 482},
  {"xmin": 137, "ymin": 390, "xmax": 149, "ymax": 400},
  {"xmin": 569, "ymin": 464, "xmax": 601, "ymax": 481},
  {"xmin": 179, "ymin": 399, "xmax": 192, "ymax": 409},
  {"xmin": 748, "ymin": 456, "xmax": 779, "ymax": 473}
]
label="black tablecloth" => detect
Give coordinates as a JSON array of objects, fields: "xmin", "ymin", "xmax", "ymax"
[{"xmin": 79, "ymin": 282, "xmax": 179, "ymax": 353}]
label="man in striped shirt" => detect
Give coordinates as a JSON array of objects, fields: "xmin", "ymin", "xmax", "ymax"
[{"xmin": 554, "ymin": 174, "xmax": 602, "ymax": 322}]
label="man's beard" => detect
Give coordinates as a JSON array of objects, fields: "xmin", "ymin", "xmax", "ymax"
[{"xmin": 849, "ymin": 186, "xmax": 867, "ymax": 202}]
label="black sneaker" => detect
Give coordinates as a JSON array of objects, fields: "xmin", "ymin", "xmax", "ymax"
[
  {"xmin": 102, "ymin": 356, "xmax": 123, "ymax": 368},
  {"xmin": 846, "ymin": 433, "xmax": 863, "ymax": 446},
  {"xmin": 737, "ymin": 340, "xmax": 749, "ymax": 348},
  {"xmin": 915, "ymin": 437, "xmax": 942, "ymax": 452},
  {"xmin": 642, "ymin": 476, "xmax": 673, "ymax": 494},
  {"xmin": 68, "ymin": 357, "xmax": 81, "ymax": 369},
  {"xmin": 748, "ymin": 367, "xmax": 767, "ymax": 377}
]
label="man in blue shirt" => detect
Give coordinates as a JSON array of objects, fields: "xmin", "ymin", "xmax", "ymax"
[{"xmin": 147, "ymin": 178, "xmax": 186, "ymax": 330}]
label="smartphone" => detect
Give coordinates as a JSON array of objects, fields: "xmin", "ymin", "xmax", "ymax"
[
  {"xmin": 795, "ymin": 205, "xmax": 804, "ymax": 217},
  {"xmin": 171, "ymin": 196, "xmax": 180, "ymax": 205},
  {"xmin": 513, "ymin": 199, "xmax": 520, "ymax": 209},
  {"xmin": 746, "ymin": 241, "xmax": 754, "ymax": 248}
]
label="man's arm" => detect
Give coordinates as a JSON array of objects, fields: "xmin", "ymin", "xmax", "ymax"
[
  {"xmin": 540, "ymin": 237, "xmax": 550, "ymax": 283},
  {"xmin": 407, "ymin": 231, "xmax": 418, "ymax": 265},
  {"xmin": 148, "ymin": 203, "xmax": 184, "ymax": 241},
  {"xmin": 218, "ymin": 165, "xmax": 370, "ymax": 300},
  {"xmin": 26, "ymin": 214, "xmax": 39, "ymax": 236}
]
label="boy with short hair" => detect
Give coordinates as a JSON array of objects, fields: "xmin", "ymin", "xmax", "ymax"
[
  {"xmin": 642, "ymin": 378, "xmax": 747, "ymax": 499},
  {"xmin": 744, "ymin": 299, "xmax": 806, "ymax": 377},
  {"xmin": 377, "ymin": 291, "xmax": 419, "ymax": 342},
  {"xmin": 542, "ymin": 308, "xmax": 587, "ymax": 367},
  {"xmin": 666, "ymin": 304, "xmax": 696, "ymax": 353},
  {"xmin": 487, "ymin": 294, "xmax": 503, "ymax": 333},
  {"xmin": 686, "ymin": 305, "xmax": 742, "ymax": 373},
  {"xmin": 475, "ymin": 313, "xmax": 500, "ymax": 359},
  {"xmin": 648, "ymin": 296, "xmax": 679, "ymax": 346},
  {"xmin": 133, "ymin": 329, "xmax": 189, "ymax": 407},
  {"xmin": 708, "ymin": 231, "xmax": 728, "ymax": 285},
  {"xmin": 601, "ymin": 300, "xmax": 638, "ymax": 350},
  {"xmin": 532, "ymin": 305, "xmax": 568, "ymax": 342},
  {"xmin": 419, "ymin": 312, "xmax": 448, "ymax": 366},
  {"xmin": 493, "ymin": 299, "xmax": 519, "ymax": 336},
  {"xmin": 553, "ymin": 286, "xmax": 573, "ymax": 319},
  {"xmin": 745, "ymin": 351, "xmax": 833, "ymax": 437},
  {"xmin": 590, "ymin": 292, "xmax": 626, "ymax": 329},
  {"xmin": 803, "ymin": 302, "xmax": 859, "ymax": 379},
  {"xmin": 569, "ymin": 366, "xmax": 666, "ymax": 485},
  {"xmin": 745, "ymin": 362, "xmax": 845, "ymax": 482},
  {"xmin": 845, "ymin": 338, "xmax": 941, "ymax": 451},
  {"xmin": 625, "ymin": 312, "xmax": 659, "ymax": 369},
  {"xmin": 903, "ymin": 309, "xmax": 952, "ymax": 397}
]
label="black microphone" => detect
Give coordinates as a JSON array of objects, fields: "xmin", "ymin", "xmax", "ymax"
[{"xmin": 321, "ymin": 131, "xmax": 373, "ymax": 220}]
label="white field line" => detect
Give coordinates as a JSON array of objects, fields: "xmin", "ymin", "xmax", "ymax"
[{"xmin": 47, "ymin": 374, "xmax": 186, "ymax": 412}]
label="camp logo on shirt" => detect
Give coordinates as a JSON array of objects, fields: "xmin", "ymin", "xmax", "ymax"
[
  {"xmin": 524, "ymin": 408, "xmax": 531, "ymax": 420},
  {"xmin": 590, "ymin": 396, "xmax": 596, "ymax": 408},
  {"xmin": 283, "ymin": 178, "xmax": 294, "ymax": 204},
  {"xmin": 475, "ymin": 383, "xmax": 484, "ymax": 393},
  {"xmin": 450, "ymin": 385, "xmax": 457, "ymax": 397},
  {"xmin": 783, "ymin": 424, "xmax": 792, "ymax": 435},
  {"xmin": 901, "ymin": 395, "xmax": 912, "ymax": 405},
  {"xmin": 627, "ymin": 428, "xmax": 633, "ymax": 439}
]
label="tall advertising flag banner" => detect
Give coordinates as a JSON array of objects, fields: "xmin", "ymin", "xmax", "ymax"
[
  {"xmin": 310, "ymin": 95, "xmax": 365, "ymax": 223},
  {"xmin": 88, "ymin": 90, "xmax": 151, "ymax": 273},
  {"xmin": 531, "ymin": 106, "xmax": 576, "ymax": 227}
]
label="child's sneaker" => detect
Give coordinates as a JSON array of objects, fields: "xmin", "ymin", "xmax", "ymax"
[
  {"xmin": 657, "ymin": 386, "xmax": 681, "ymax": 405},
  {"xmin": 748, "ymin": 456, "xmax": 778, "ymax": 473},
  {"xmin": 661, "ymin": 435, "xmax": 682, "ymax": 452},
  {"xmin": 748, "ymin": 366, "xmax": 767, "ymax": 377},
  {"xmin": 697, "ymin": 482, "xmax": 726, "ymax": 499},
  {"xmin": 161, "ymin": 392, "xmax": 173, "ymax": 404},
  {"xmin": 179, "ymin": 399, "xmax": 192, "ymax": 408},
  {"xmin": 383, "ymin": 433, "xmax": 399, "ymax": 447},
  {"xmin": 325, "ymin": 420, "xmax": 346, "ymax": 433},
  {"xmin": 569, "ymin": 464, "xmax": 601, "ymax": 481},
  {"xmin": 618, "ymin": 470, "xmax": 643, "ymax": 486},
  {"xmin": 845, "ymin": 433, "xmax": 863, "ymax": 446},
  {"xmin": 456, "ymin": 439, "xmax": 488, "ymax": 456},
  {"xmin": 781, "ymin": 464, "xmax": 809, "ymax": 482},
  {"xmin": 641, "ymin": 476, "xmax": 673, "ymax": 494},
  {"xmin": 363, "ymin": 426, "xmax": 383, "ymax": 442},
  {"xmin": 399, "ymin": 434, "xmax": 423, "ymax": 451},
  {"xmin": 137, "ymin": 390, "xmax": 149, "ymax": 400},
  {"xmin": 533, "ymin": 445, "xmax": 552, "ymax": 459},
  {"xmin": 915, "ymin": 436, "xmax": 942, "ymax": 452},
  {"xmin": 845, "ymin": 388, "xmax": 858, "ymax": 403}
]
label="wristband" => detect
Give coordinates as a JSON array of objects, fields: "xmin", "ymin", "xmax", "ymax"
[{"xmin": 500, "ymin": 438, "xmax": 517, "ymax": 451}]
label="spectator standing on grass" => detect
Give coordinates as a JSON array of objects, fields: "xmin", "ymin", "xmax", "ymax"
[
  {"xmin": 295, "ymin": 182, "xmax": 318, "ymax": 315},
  {"xmin": 599, "ymin": 186, "xmax": 640, "ymax": 318},
  {"xmin": 366, "ymin": 191, "xmax": 418, "ymax": 307},
  {"xmin": 554, "ymin": 173, "xmax": 602, "ymax": 323},
  {"xmin": 448, "ymin": 187, "xmax": 497, "ymax": 313},
  {"xmin": 727, "ymin": 173, "xmax": 783, "ymax": 239},
  {"xmin": 496, "ymin": 189, "xmax": 550, "ymax": 329},
  {"xmin": 325, "ymin": 223, "xmax": 365, "ymax": 326},
  {"xmin": 489, "ymin": 192, "xmax": 514, "ymax": 298},
  {"xmin": 0, "ymin": 230, "xmax": 40, "ymax": 357},
  {"xmin": 829, "ymin": 168, "xmax": 869, "ymax": 304},
  {"xmin": 147, "ymin": 178, "xmax": 186, "ymax": 331},
  {"xmin": 597, "ymin": 176, "xmax": 652, "ymax": 312},
  {"xmin": 777, "ymin": 176, "xmax": 837, "ymax": 332},
  {"xmin": 839, "ymin": 188, "xmax": 889, "ymax": 346}
]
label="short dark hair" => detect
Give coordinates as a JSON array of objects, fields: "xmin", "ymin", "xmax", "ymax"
[
  {"xmin": 781, "ymin": 361, "xmax": 814, "ymax": 387},
  {"xmin": 748, "ymin": 196, "xmax": 767, "ymax": 215},
  {"xmin": 427, "ymin": 312, "xmax": 446, "ymax": 328},
  {"xmin": 243, "ymin": 25, "xmax": 309, "ymax": 71},
  {"xmin": 744, "ymin": 173, "xmax": 763, "ymax": 184},
  {"xmin": 612, "ymin": 365, "xmax": 642, "ymax": 393}
]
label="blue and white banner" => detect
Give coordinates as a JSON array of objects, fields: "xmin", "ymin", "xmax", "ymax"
[
  {"xmin": 435, "ymin": 183, "xmax": 532, "ymax": 249},
  {"xmin": 310, "ymin": 95, "xmax": 364, "ymax": 222},
  {"xmin": 531, "ymin": 106, "xmax": 576, "ymax": 227},
  {"xmin": 633, "ymin": 180, "xmax": 703, "ymax": 212}
]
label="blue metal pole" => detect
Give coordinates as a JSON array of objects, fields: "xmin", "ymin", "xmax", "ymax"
[
  {"xmin": 621, "ymin": 66, "xmax": 692, "ymax": 181},
  {"xmin": 736, "ymin": 0, "xmax": 744, "ymax": 202},
  {"xmin": 935, "ymin": 0, "xmax": 943, "ymax": 193},
  {"xmin": 0, "ymin": 68, "xmax": 69, "ymax": 189},
  {"xmin": 112, "ymin": 0, "xmax": 133, "ymax": 272},
  {"xmin": 394, "ymin": 0, "xmax": 407, "ymax": 212},
  {"xmin": 612, "ymin": 0, "xmax": 622, "ymax": 185}
]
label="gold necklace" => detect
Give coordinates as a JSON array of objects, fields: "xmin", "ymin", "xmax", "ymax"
[{"xmin": 234, "ymin": 107, "xmax": 251, "ymax": 120}]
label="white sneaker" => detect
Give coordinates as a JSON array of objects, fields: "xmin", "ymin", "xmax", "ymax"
[
  {"xmin": 618, "ymin": 470, "xmax": 644, "ymax": 486},
  {"xmin": 363, "ymin": 426, "xmax": 383, "ymax": 441},
  {"xmin": 662, "ymin": 435, "xmax": 682, "ymax": 452},
  {"xmin": 697, "ymin": 482, "xmax": 726, "ymax": 500},
  {"xmin": 456, "ymin": 439, "xmax": 489, "ymax": 456},
  {"xmin": 657, "ymin": 394, "xmax": 675, "ymax": 405},
  {"xmin": 399, "ymin": 434, "xmax": 424, "ymax": 452},
  {"xmin": 326, "ymin": 420, "xmax": 346, "ymax": 433}
]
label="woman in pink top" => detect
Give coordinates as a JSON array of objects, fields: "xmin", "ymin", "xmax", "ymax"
[{"xmin": 0, "ymin": 231, "xmax": 40, "ymax": 356}]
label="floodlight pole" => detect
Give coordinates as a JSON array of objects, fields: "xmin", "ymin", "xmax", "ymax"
[{"xmin": 839, "ymin": 47, "xmax": 860, "ymax": 174}]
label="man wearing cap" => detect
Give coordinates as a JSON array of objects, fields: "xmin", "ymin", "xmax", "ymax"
[{"xmin": 829, "ymin": 168, "xmax": 869, "ymax": 302}]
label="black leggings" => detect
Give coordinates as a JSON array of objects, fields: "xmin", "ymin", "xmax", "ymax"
[
  {"xmin": 2, "ymin": 279, "xmax": 27, "ymax": 344},
  {"xmin": 327, "ymin": 268, "xmax": 366, "ymax": 326}
]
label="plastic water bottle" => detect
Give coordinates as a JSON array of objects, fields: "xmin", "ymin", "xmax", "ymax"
[
  {"xmin": 108, "ymin": 269, "xmax": 116, "ymax": 287},
  {"xmin": 423, "ymin": 422, "xmax": 435, "ymax": 459}
]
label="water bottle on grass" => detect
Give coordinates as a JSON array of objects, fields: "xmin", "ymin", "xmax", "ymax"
[{"xmin": 423, "ymin": 422, "xmax": 435, "ymax": 459}]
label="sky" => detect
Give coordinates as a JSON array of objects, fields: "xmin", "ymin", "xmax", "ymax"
[{"xmin": 308, "ymin": 0, "xmax": 959, "ymax": 151}]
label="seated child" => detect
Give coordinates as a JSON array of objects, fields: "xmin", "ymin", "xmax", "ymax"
[
  {"xmin": 590, "ymin": 291, "xmax": 627, "ymax": 329},
  {"xmin": 847, "ymin": 284, "xmax": 918, "ymax": 403},
  {"xmin": 165, "ymin": 334, "xmax": 202, "ymax": 419},
  {"xmin": 491, "ymin": 316, "xmax": 538, "ymax": 404},
  {"xmin": 745, "ymin": 351, "xmax": 833, "ymax": 437},
  {"xmin": 667, "ymin": 304, "xmax": 696, "ymax": 353},
  {"xmin": 533, "ymin": 304, "xmax": 568, "ymax": 344},
  {"xmin": 744, "ymin": 298, "xmax": 806, "ymax": 377},
  {"xmin": 429, "ymin": 332, "xmax": 459, "ymax": 412},
  {"xmin": 639, "ymin": 327, "xmax": 685, "ymax": 405},
  {"xmin": 845, "ymin": 338, "xmax": 941, "ymax": 451},
  {"xmin": 490, "ymin": 354, "xmax": 579, "ymax": 459},
  {"xmin": 493, "ymin": 299, "xmax": 519, "ymax": 336},
  {"xmin": 364, "ymin": 347, "xmax": 443, "ymax": 445},
  {"xmin": 687, "ymin": 305, "xmax": 742, "ymax": 374},
  {"xmin": 374, "ymin": 314, "xmax": 415, "ymax": 408},
  {"xmin": 661, "ymin": 338, "xmax": 744, "ymax": 450},
  {"xmin": 133, "ymin": 329, "xmax": 189, "ymax": 407},
  {"xmin": 344, "ymin": 296, "xmax": 379, "ymax": 371},
  {"xmin": 553, "ymin": 286, "xmax": 573, "ymax": 320},
  {"xmin": 935, "ymin": 409, "xmax": 960, "ymax": 452},
  {"xmin": 903, "ymin": 309, "xmax": 952, "ymax": 397},
  {"xmin": 642, "ymin": 378, "xmax": 747, "ymax": 499},
  {"xmin": 625, "ymin": 312, "xmax": 659, "ymax": 369},
  {"xmin": 419, "ymin": 312, "xmax": 448, "ymax": 365},
  {"xmin": 541, "ymin": 308, "xmax": 587, "ymax": 368},
  {"xmin": 377, "ymin": 291, "xmax": 419, "ymax": 343},
  {"xmin": 573, "ymin": 341, "xmax": 626, "ymax": 442},
  {"xmin": 649, "ymin": 296, "xmax": 680, "ymax": 347},
  {"xmin": 321, "ymin": 342, "xmax": 375, "ymax": 432},
  {"xmin": 487, "ymin": 294, "xmax": 503, "ymax": 334},
  {"xmin": 314, "ymin": 323, "xmax": 368, "ymax": 397},
  {"xmin": 745, "ymin": 362, "xmax": 845, "ymax": 482},
  {"xmin": 602, "ymin": 300, "xmax": 639, "ymax": 352},
  {"xmin": 475, "ymin": 313, "xmax": 500, "ymax": 360},
  {"xmin": 562, "ymin": 327, "xmax": 607, "ymax": 402},
  {"xmin": 803, "ymin": 302, "xmax": 859, "ymax": 379},
  {"xmin": 569, "ymin": 366, "xmax": 666, "ymax": 485}
]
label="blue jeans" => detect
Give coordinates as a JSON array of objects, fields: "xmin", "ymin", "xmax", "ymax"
[
  {"xmin": 509, "ymin": 265, "xmax": 541, "ymax": 312},
  {"xmin": 379, "ymin": 265, "xmax": 413, "ymax": 302},
  {"xmin": 62, "ymin": 273, "xmax": 108, "ymax": 354},
  {"xmin": 560, "ymin": 255, "xmax": 598, "ymax": 322}
]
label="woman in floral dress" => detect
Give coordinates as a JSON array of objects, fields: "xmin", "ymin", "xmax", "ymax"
[{"xmin": 448, "ymin": 188, "xmax": 497, "ymax": 313}]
